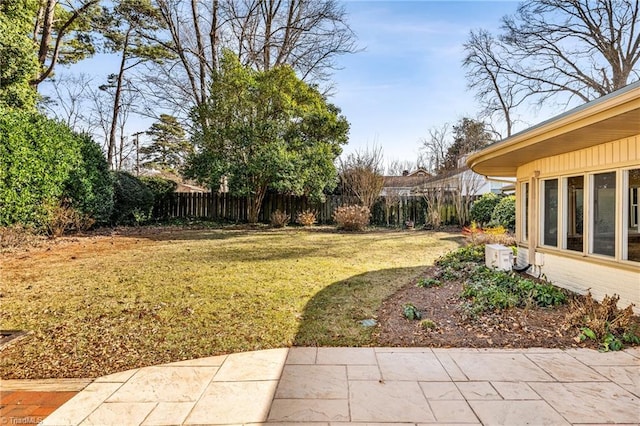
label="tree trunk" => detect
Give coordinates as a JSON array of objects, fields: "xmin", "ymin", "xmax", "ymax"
[{"xmin": 107, "ymin": 31, "xmax": 130, "ymax": 169}]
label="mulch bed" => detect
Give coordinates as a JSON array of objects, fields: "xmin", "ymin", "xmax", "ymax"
[{"xmin": 375, "ymin": 273, "xmax": 601, "ymax": 349}]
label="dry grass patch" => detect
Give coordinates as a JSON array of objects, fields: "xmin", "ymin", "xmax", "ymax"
[{"xmin": 0, "ymin": 227, "xmax": 460, "ymax": 378}]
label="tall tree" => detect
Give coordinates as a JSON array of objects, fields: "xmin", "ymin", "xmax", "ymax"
[
  {"xmin": 147, "ymin": 0, "xmax": 357, "ymax": 121},
  {"xmin": 443, "ymin": 118, "xmax": 493, "ymax": 171},
  {"xmin": 187, "ymin": 51, "xmax": 349, "ymax": 223},
  {"xmin": 339, "ymin": 145, "xmax": 385, "ymax": 210},
  {"xmin": 99, "ymin": 0, "xmax": 171, "ymax": 168},
  {"xmin": 0, "ymin": 1, "xmax": 40, "ymax": 110},
  {"xmin": 31, "ymin": 0, "xmax": 101, "ymax": 88},
  {"xmin": 140, "ymin": 114, "xmax": 192, "ymax": 172},
  {"xmin": 464, "ymin": 0, "xmax": 640, "ymax": 132},
  {"xmin": 463, "ymin": 30, "xmax": 528, "ymax": 137}
]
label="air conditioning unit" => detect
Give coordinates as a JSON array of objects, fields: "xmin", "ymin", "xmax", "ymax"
[{"xmin": 485, "ymin": 244, "xmax": 513, "ymax": 271}]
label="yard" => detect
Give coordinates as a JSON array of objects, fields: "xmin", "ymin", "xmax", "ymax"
[{"xmin": 0, "ymin": 227, "xmax": 462, "ymax": 379}]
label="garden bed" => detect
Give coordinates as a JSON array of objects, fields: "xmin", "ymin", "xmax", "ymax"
[{"xmin": 375, "ymin": 246, "xmax": 640, "ymax": 351}]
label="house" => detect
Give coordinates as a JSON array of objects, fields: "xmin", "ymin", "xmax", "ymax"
[
  {"xmin": 416, "ymin": 165, "xmax": 513, "ymax": 197},
  {"xmin": 467, "ymin": 81, "xmax": 640, "ymax": 312},
  {"xmin": 381, "ymin": 168, "xmax": 431, "ymax": 197}
]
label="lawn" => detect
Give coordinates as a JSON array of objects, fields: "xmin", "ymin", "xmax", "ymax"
[{"xmin": 0, "ymin": 227, "xmax": 461, "ymax": 379}]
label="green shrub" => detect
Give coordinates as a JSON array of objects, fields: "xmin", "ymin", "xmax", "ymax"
[
  {"xmin": 111, "ymin": 172, "xmax": 154, "ymax": 225},
  {"xmin": 490, "ymin": 195, "xmax": 516, "ymax": 231},
  {"xmin": 402, "ymin": 303, "xmax": 422, "ymax": 320},
  {"xmin": 139, "ymin": 176, "xmax": 177, "ymax": 205},
  {"xmin": 333, "ymin": 205, "xmax": 370, "ymax": 231},
  {"xmin": 64, "ymin": 134, "xmax": 114, "ymax": 224},
  {"xmin": 461, "ymin": 266, "xmax": 567, "ymax": 316},
  {"xmin": 417, "ymin": 277, "xmax": 441, "ymax": 288},
  {"xmin": 0, "ymin": 110, "xmax": 79, "ymax": 229},
  {"xmin": 470, "ymin": 193, "xmax": 500, "ymax": 226}
]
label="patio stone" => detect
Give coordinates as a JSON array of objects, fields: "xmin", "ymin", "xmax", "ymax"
[
  {"xmin": 93, "ymin": 369, "xmax": 139, "ymax": 384},
  {"xmin": 213, "ymin": 348, "xmax": 288, "ymax": 381},
  {"xmin": 105, "ymin": 366, "xmax": 217, "ymax": 403},
  {"xmin": 469, "ymin": 400, "xmax": 570, "ymax": 425},
  {"xmin": 449, "ymin": 352, "xmax": 554, "ymax": 381},
  {"xmin": 376, "ymin": 351, "xmax": 449, "ymax": 381},
  {"xmin": 347, "ymin": 365, "xmax": 382, "ymax": 381},
  {"xmin": 418, "ymin": 381, "xmax": 464, "ymax": 400},
  {"xmin": 349, "ymin": 381, "xmax": 435, "ymax": 422},
  {"xmin": 564, "ymin": 348, "xmax": 639, "ymax": 366},
  {"xmin": 275, "ymin": 365, "xmax": 348, "ymax": 399},
  {"xmin": 267, "ymin": 399, "xmax": 350, "ymax": 422},
  {"xmin": 79, "ymin": 402, "xmax": 155, "ymax": 426},
  {"xmin": 525, "ymin": 352, "xmax": 608, "ymax": 382},
  {"xmin": 185, "ymin": 380, "xmax": 278, "ymax": 424},
  {"xmin": 40, "ymin": 382, "xmax": 122, "ymax": 426},
  {"xmin": 316, "ymin": 347, "xmax": 377, "ymax": 365},
  {"xmin": 141, "ymin": 402, "xmax": 195, "ymax": 425},
  {"xmin": 161, "ymin": 355, "xmax": 227, "ymax": 367},
  {"xmin": 286, "ymin": 347, "xmax": 316, "ymax": 364},
  {"xmin": 529, "ymin": 381, "xmax": 640, "ymax": 424},
  {"xmin": 432, "ymin": 352, "xmax": 469, "ymax": 381},
  {"xmin": 429, "ymin": 400, "xmax": 478, "ymax": 423},
  {"xmin": 592, "ymin": 365, "xmax": 640, "ymax": 396},
  {"xmin": 455, "ymin": 381, "xmax": 501, "ymax": 400},
  {"xmin": 490, "ymin": 381, "xmax": 541, "ymax": 400}
]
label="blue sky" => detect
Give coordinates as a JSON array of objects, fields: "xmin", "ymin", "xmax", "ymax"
[
  {"xmin": 331, "ymin": 0, "xmax": 528, "ymax": 165},
  {"xmin": 49, "ymin": 1, "xmax": 564, "ymax": 166}
]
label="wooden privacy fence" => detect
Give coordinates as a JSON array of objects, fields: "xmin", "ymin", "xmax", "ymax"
[{"xmin": 153, "ymin": 192, "xmax": 463, "ymax": 226}]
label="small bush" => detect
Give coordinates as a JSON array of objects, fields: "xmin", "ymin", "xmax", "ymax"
[
  {"xmin": 44, "ymin": 201, "xmax": 94, "ymax": 238},
  {"xmin": 567, "ymin": 293, "xmax": 639, "ymax": 351},
  {"xmin": 111, "ymin": 172, "xmax": 155, "ymax": 225},
  {"xmin": 490, "ymin": 195, "xmax": 516, "ymax": 231},
  {"xmin": 402, "ymin": 303, "xmax": 422, "ymax": 320},
  {"xmin": 420, "ymin": 319, "xmax": 437, "ymax": 330},
  {"xmin": 270, "ymin": 210, "xmax": 290, "ymax": 228},
  {"xmin": 470, "ymin": 193, "xmax": 501, "ymax": 226},
  {"xmin": 417, "ymin": 277, "xmax": 441, "ymax": 288},
  {"xmin": 296, "ymin": 210, "xmax": 317, "ymax": 226},
  {"xmin": 333, "ymin": 205, "xmax": 370, "ymax": 231}
]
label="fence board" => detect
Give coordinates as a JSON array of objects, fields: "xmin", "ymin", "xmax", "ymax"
[{"xmin": 153, "ymin": 192, "xmax": 464, "ymax": 226}]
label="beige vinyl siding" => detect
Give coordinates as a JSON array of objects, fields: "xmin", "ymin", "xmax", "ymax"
[
  {"xmin": 517, "ymin": 134, "xmax": 640, "ymax": 179},
  {"xmin": 514, "ymin": 133, "xmax": 640, "ymax": 312}
]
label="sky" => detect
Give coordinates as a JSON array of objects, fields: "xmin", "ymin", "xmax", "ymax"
[
  {"xmin": 46, "ymin": 0, "xmax": 563, "ymax": 167},
  {"xmin": 330, "ymin": 0, "xmax": 527, "ymax": 165}
]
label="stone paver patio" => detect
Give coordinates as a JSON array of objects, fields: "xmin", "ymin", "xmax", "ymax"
[{"xmin": 33, "ymin": 346, "xmax": 640, "ymax": 425}]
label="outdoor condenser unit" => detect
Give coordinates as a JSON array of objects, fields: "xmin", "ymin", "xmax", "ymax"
[{"xmin": 485, "ymin": 244, "xmax": 514, "ymax": 271}]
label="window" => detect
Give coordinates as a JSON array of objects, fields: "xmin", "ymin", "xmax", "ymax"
[
  {"xmin": 565, "ymin": 176, "xmax": 584, "ymax": 252},
  {"xmin": 626, "ymin": 168, "xmax": 640, "ymax": 262},
  {"xmin": 592, "ymin": 172, "xmax": 616, "ymax": 257},
  {"xmin": 542, "ymin": 179, "xmax": 558, "ymax": 247},
  {"xmin": 522, "ymin": 182, "xmax": 529, "ymax": 242}
]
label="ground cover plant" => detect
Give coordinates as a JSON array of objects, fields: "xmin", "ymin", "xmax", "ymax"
[
  {"xmin": 377, "ymin": 245, "xmax": 640, "ymax": 349},
  {"xmin": 0, "ymin": 227, "xmax": 459, "ymax": 379}
]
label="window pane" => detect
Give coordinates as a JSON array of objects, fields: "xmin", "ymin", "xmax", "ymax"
[
  {"xmin": 543, "ymin": 179, "xmax": 558, "ymax": 247},
  {"xmin": 522, "ymin": 182, "xmax": 529, "ymax": 241},
  {"xmin": 628, "ymin": 168, "xmax": 640, "ymax": 262},
  {"xmin": 592, "ymin": 172, "xmax": 616, "ymax": 256},
  {"xmin": 566, "ymin": 176, "xmax": 584, "ymax": 252}
]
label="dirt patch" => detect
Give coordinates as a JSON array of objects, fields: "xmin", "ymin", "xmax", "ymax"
[{"xmin": 376, "ymin": 271, "xmax": 617, "ymax": 350}]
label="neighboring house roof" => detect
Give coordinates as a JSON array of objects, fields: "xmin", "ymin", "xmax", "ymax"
[
  {"xmin": 467, "ymin": 80, "xmax": 640, "ymax": 177},
  {"xmin": 382, "ymin": 168, "xmax": 432, "ymax": 190}
]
